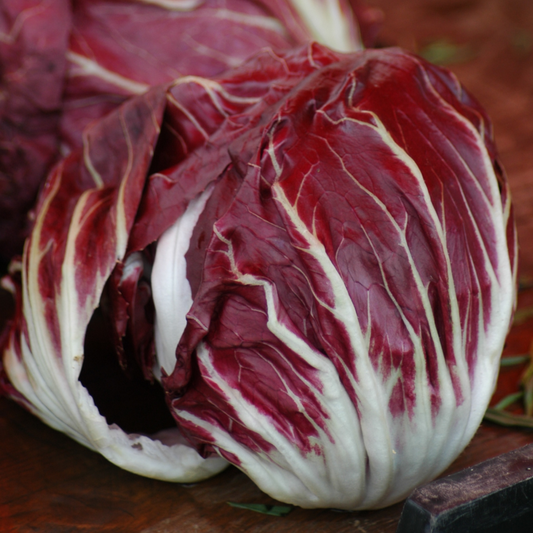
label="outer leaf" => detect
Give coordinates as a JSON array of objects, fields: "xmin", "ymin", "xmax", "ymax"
[
  {"xmin": 0, "ymin": 0, "xmax": 369, "ymax": 261},
  {"xmin": 159, "ymin": 47, "xmax": 516, "ymax": 509},
  {"xmin": 60, "ymin": 0, "xmax": 365, "ymax": 152},
  {"xmin": 136, "ymin": 44, "xmax": 347, "ymax": 382},
  {"xmin": 1, "ymin": 86, "xmax": 227, "ymax": 481},
  {"xmin": 262, "ymin": 0, "xmax": 364, "ymax": 52},
  {"xmin": 0, "ymin": 0, "xmax": 71, "ymax": 258},
  {"xmin": 129, "ymin": 43, "xmax": 344, "ymax": 253}
]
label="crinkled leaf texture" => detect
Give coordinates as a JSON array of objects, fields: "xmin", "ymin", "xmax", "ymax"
[
  {"xmin": 61, "ymin": 0, "xmax": 366, "ymax": 152},
  {"xmin": 156, "ymin": 46, "xmax": 517, "ymax": 509},
  {"xmin": 0, "ymin": 0, "xmax": 367, "ymax": 259},
  {"xmin": 1, "ymin": 44, "xmax": 517, "ymax": 508}
]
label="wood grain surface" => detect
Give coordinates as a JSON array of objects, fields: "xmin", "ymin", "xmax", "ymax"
[
  {"xmin": 2, "ymin": 0, "xmax": 533, "ymax": 531},
  {"xmin": 1, "ymin": 392, "xmax": 533, "ymax": 533}
]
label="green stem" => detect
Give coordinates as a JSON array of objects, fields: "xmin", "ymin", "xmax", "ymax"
[
  {"xmin": 227, "ymin": 503, "xmax": 293, "ymax": 517},
  {"xmin": 484, "ymin": 408, "xmax": 533, "ymax": 428},
  {"xmin": 493, "ymin": 391, "xmax": 524, "ymax": 411},
  {"xmin": 500, "ymin": 354, "xmax": 530, "ymax": 367}
]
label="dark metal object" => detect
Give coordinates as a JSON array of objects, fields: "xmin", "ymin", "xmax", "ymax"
[{"xmin": 396, "ymin": 444, "xmax": 533, "ymax": 533}]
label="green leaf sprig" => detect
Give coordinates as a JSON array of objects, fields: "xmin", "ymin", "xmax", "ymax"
[
  {"xmin": 485, "ymin": 346, "xmax": 533, "ymax": 428},
  {"xmin": 227, "ymin": 502, "xmax": 294, "ymax": 517}
]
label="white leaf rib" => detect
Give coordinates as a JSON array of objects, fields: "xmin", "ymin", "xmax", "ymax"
[
  {"xmin": 67, "ymin": 52, "xmax": 150, "ymax": 95},
  {"xmin": 180, "ymin": 33, "xmax": 244, "ymax": 69},
  {"xmin": 421, "ymin": 68, "xmax": 498, "ymax": 211},
  {"xmin": 320, "ymin": 114, "xmax": 466, "ymax": 397},
  {"xmin": 166, "ymin": 92, "xmax": 209, "ymax": 140},
  {"xmin": 82, "ymin": 131, "xmax": 104, "ymax": 189},
  {"xmin": 19, "ymin": 169, "xmax": 87, "ymax": 434},
  {"xmin": 395, "ymin": 101, "xmax": 503, "ymax": 288},
  {"xmin": 271, "ymin": 182, "xmax": 396, "ymax": 506},
  {"xmin": 207, "ymin": 8, "xmax": 287, "ymax": 34},
  {"xmin": 171, "ymin": 76, "xmax": 261, "ymax": 109},
  {"xmin": 115, "ymin": 110, "xmax": 135, "ymax": 255},
  {"xmin": 287, "ymin": 0, "xmax": 361, "ymax": 52},
  {"xmin": 0, "ymin": 0, "xmax": 49, "ymax": 44},
  {"xmin": 152, "ymin": 185, "xmax": 214, "ymax": 378},
  {"xmin": 136, "ymin": 0, "xmax": 203, "ymax": 11}
]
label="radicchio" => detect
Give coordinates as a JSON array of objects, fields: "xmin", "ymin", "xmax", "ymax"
[
  {"xmin": 1, "ymin": 0, "xmax": 371, "ymax": 258},
  {"xmin": 61, "ymin": 0, "xmax": 368, "ymax": 151},
  {"xmin": 1, "ymin": 44, "xmax": 516, "ymax": 509},
  {"xmin": 0, "ymin": 0, "xmax": 71, "ymax": 259}
]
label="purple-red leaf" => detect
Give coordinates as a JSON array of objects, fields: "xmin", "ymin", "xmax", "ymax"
[
  {"xmin": 159, "ymin": 47, "xmax": 516, "ymax": 509},
  {"xmin": 0, "ymin": 0, "xmax": 71, "ymax": 257},
  {"xmin": 0, "ymin": 43, "xmax": 517, "ymax": 510}
]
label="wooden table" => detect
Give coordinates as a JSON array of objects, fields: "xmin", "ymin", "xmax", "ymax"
[
  {"xmin": 2, "ymin": 0, "xmax": 533, "ymax": 531},
  {"xmin": 1, "ymin": 396, "xmax": 532, "ymax": 533}
]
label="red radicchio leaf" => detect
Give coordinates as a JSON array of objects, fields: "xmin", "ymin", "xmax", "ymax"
[
  {"xmin": 60, "ymin": 0, "xmax": 367, "ymax": 153},
  {"xmin": 1, "ymin": 0, "xmax": 369, "ymax": 261},
  {"xmin": 0, "ymin": 42, "xmax": 517, "ymax": 510},
  {"xmin": 154, "ymin": 46, "xmax": 516, "ymax": 509},
  {"xmin": 0, "ymin": 0, "xmax": 71, "ymax": 258}
]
